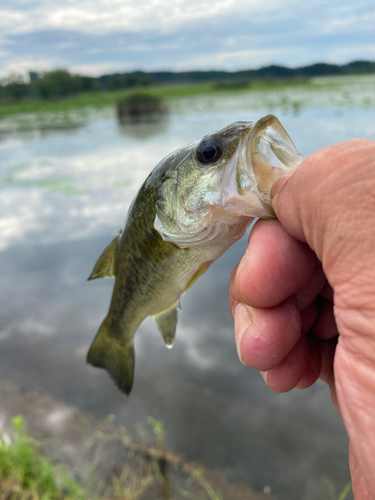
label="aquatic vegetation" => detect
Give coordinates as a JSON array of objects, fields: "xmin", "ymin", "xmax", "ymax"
[
  {"xmin": 0, "ymin": 158, "xmax": 91, "ymax": 197},
  {"xmin": 114, "ymin": 180, "xmax": 133, "ymax": 188},
  {"xmin": 0, "ymin": 175, "xmax": 90, "ymax": 196},
  {"xmin": 0, "ymin": 75, "xmax": 374, "ymax": 132},
  {"xmin": 116, "ymin": 91, "xmax": 168, "ymax": 123},
  {"xmin": 212, "ymin": 79, "xmax": 251, "ymax": 90}
]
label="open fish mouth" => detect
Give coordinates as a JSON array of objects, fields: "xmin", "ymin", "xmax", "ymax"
[
  {"xmin": 241, "ymin": 114, "xmax": 303, "ymax": 215},
  {"xmin": 154, "ymin": 114, "xmax": 303, "ymax": 248}
]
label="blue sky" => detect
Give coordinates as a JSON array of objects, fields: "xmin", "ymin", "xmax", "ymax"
[{"xmin": 0, "ymin": 0, "xmax": 375, "ymax": 79}]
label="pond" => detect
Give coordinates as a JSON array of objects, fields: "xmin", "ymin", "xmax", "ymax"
[{"xmin": 1, "ymin": 90, "xmax": 374, "ymax": 499}]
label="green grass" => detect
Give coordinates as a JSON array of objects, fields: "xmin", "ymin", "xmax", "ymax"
[
  {"xmin": 0, "ymin": 415, "xmax": 352, "ymax": 500},
  {"xmin": 116, "ymin": 90, "xmax": 168, "ymax": 122},
  {"xmin": 1, "ymin": 75, "xmax": 373, "ymax": 130},
  {"xmin": 322, "ymin": 477, "xmax": 352, "ymax": 500},
  {"xmin": 0, "ymin": 92, "xmax": 115, "ymax": 119},
  {"xmin": 0, "ymin": 79, "xmax": 316, "ymax": 120},
  {"xmin": 0, "ymin": 416, "xmax": 85, "ymax": 500}
]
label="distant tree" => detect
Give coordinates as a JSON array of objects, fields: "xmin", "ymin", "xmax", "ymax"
[
  {"xmin": 297, "ymin": 63, "xmax": 341, "ymax": 76},
  {"xmin": 32, "ymin": 69, "xmax": 100, "ymax": 99},
  {"xmin": 0, "ymin": 74, "xmax": 29, "ymax": 101},
  {"xmin": 80, "ymin": 76, "xmax": 102, "ymax": 92},
  {"xmin": 28, "ymin": 71, "xmax": 39, "ymax": 83},
  {"xmin": 33, "ymin": 70, "xmax": 78, "ymax": 98},
  {"xmin": 250, "ymin": 65, "xmax": 296, "ymax": 79},
  {"xmin": 107, "ymin": 73, "xmax": 153, "ymax": 90},
  {"xmin": 344, "ymin": 60, "xmax": 375, "ymax": 74}
]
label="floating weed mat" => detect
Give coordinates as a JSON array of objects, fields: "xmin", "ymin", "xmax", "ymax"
[
  {"xmin": 0, "ymin": 176, "xmax": 90, "ymax": 196},
  {"xmin": 116, "ymin": 91, "xmax": 168, "ymax": 124},
  {"xmin": 0, "ymin": 107, "xmax": 113, "ymax": 133}
]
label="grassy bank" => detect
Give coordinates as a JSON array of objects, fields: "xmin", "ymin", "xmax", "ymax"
[
  {"xmin": 0, "ymin": 79, "xmax": 313, "ymax": 120},
  {"xmin": 0, "ymin": 415, "xmax": 352, "ymax": 500},
  {"xmin": 0, "ymin": 416, "xmax": 84, "ymax": 500},
  {"xmin": 0, "ymin": 415, "xmax": 230, "ymax": 500},
  {"xmin": 0, "ymin": 74, "xmax": 374, "ymax": 132}
]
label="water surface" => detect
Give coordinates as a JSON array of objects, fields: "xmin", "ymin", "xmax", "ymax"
[{"xmin": 1, "ymin": 96, "xmax": 373, "ymax": 499}]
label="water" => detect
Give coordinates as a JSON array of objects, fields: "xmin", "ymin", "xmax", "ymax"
[{"xmin": 1, "ymin": 97, "xmax": 374, "ymax": 499}]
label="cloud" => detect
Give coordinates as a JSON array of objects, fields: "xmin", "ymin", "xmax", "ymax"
[
  {"xmin": 69, "ymin": 62, "xmax": 134, "ymax": 77},
  {"xmin": 176, "ymin": 48, "xmax": 289, "ymax": 71},
  {"xmin": 320, "ymin": 10, "xmax": 375, "ymax": 35},
  {"xmin": 0, "ymin": 57, "xmax": 58, "ymax": 79},
  {"xmin": 0, "ymin": 0, "xmax": 374, "ymax": 76},
  {"xmin": 0, "ymin": 0, "xmax": 289, "ymax": 35}
]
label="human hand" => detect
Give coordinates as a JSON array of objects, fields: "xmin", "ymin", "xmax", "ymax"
[{"xmin": 228, "ymin": 139, "xmax": 375, "ymax": 499}]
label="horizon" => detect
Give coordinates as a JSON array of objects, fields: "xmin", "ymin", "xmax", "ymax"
[{"xmin": 12, "ymin": 59, "xmax": 375, "ymax": 83}]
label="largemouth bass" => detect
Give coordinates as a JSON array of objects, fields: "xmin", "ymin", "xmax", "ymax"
[{"xmin": 87, "ymin": 114, "xmax": 302, "ymax": 394}]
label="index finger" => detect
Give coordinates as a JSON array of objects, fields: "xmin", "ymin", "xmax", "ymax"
[{"xmin": 233, "ymin": 219, "xmax": 316, "ymax": 310}]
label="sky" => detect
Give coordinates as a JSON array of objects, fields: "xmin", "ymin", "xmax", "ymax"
[{"xmin": 0, "ymin": 0, "xmax": 375, "ymax": 79}]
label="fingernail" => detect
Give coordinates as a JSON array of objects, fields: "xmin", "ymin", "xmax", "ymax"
[
  {"xmin": 234, "ymin": 303, "xmax": 252, "ymax": 365},
  {"xmin": 260, "ymin": 371, "xmax": 268, "ymax": 385}
]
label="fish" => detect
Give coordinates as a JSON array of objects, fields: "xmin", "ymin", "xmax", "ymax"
[{"xmin": 87, "ymin": 114, "xmax": 302, "ymax": 395}]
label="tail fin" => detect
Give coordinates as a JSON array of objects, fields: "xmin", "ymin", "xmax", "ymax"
[{"xmin": 87, "ymin": 319, "xmax": 135, "ymax": 395}]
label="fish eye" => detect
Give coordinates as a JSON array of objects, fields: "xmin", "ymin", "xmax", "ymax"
[{"xmin": 197, "ymin": 139, "xmax": 222, "ymax": 164}]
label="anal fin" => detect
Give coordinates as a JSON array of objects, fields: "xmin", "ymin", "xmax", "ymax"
[{"xmin": 153, "ymin": 302, "xmax": 179, "ymax": 348}]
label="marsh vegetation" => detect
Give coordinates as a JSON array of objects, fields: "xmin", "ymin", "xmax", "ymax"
[
  {"xmin": 0, "ymin": 68, "xmax": 369, "ymax": 499},
  {"xmin": 0, "ymin": 73, "xmax": 374, "ymax": 132},
  {"xmin": 116, "ymin": 92, "xmax": 168, "ymax": 123}
]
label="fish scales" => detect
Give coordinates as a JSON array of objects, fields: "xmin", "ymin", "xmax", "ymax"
[{"xmin": 87, "ymin": 115, "xmax": 302, "ymax": 394}]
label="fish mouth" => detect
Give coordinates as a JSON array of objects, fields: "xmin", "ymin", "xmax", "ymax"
[
  {"xmin": 241, "ymin": 114, "xmax": 303, "ymax": 215},
  {"xmin": 154, "ymin": 115, "xmax": 303, "ymax": 249}
]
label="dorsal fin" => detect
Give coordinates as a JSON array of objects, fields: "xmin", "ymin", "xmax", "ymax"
[
  {"xmin": 153, "ymin": 302, "xmax": 179, "ymax": 348},
  {"xmin": 88, "ymin": 232, "xmax": 121, "ymax": 280}
]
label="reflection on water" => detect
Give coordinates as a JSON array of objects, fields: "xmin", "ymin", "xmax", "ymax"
[
  {"xmin": 0, "ymin": 98, "xmax": 372, "ymax": 499},
  {"xmin": 118, "ymin": 116, "xmax": 170, "ymax": 140}
]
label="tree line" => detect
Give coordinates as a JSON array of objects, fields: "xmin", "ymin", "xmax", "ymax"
[
  {"xmin": 1, "ymin": 61, "xmax": 374, "ymax": 103},
  {"xmin": 0, "ymin": 70, "xmax": 153, "ymax": 102}
]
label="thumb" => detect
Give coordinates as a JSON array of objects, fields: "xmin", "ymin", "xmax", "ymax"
[
  {"xmin": 271, "ymin": 138, "xmax": 375, "ymax": 498},
  {"xmin": 270, "ymin": 139, "xmax": 375, "ymax": 278}
]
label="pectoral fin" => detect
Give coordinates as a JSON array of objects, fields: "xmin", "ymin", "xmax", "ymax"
[
  {"xmin": 153, "ymin": 302, "xmax": 179, "ymax": 348},
  {"xmin": 183, "ymin": 261, "xmax": 212, "ymax": 294},
  {"xmin": 88, "ymin": 232, "xmax": 121, "ymax": 280}
]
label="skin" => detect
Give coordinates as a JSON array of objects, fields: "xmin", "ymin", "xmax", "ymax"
[{"xmin": 228, "ymin": 139, "xmax": 375, "ymax": 499}]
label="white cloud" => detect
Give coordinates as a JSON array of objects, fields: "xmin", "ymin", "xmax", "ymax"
[
  {"xmin": 320, "ymin": 11, "xmax": 375, "ymax": 35},
  {"xmin": 176, "ymin": 48, "xmax": 288, "ymax": 71},
  {"xmin": 0, "ymin": 0, "xmax": 290, "ymax": 35},
  {"xmin": 0, "ymin": 57, "xmax": 58, "ymax": 79},
  {"xmin": 69, "ymin": 62, "xmax": 134, "ymax": 77},
  {"xmin": 334, "ymin": 44, "xmax": 375, "ymax": 57},
  {"xmin": 0, "ymin": 1, "xmax": 374, "ymax": 75}
]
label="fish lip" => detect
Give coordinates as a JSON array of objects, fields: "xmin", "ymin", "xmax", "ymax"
[
  {"xmin": 241, "ymin": 114, "xmax": 303, "ymax": 212},
  {"xmin": 154, "ymin": 115, "xmax": 302, "ymax": 248}
]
